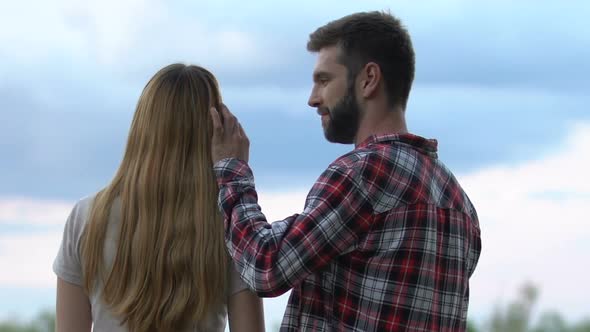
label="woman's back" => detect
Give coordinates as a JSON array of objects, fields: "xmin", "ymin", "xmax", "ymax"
[{"xmin": 53, "ymin": 195, "xmax": 248, "ymax": 331}]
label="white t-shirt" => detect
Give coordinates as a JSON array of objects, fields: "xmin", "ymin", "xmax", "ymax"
[{"xmin": 53, "ymin": 195, "xmax": 249, "ymax": 331}]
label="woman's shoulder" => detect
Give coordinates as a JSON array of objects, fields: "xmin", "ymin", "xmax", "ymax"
[
  {"xmin": 73, "ymin": 193, "xmax": 97, "ymax": 217},
  {"xmin": 65, "ymin": 192, "xmax": 101, "ymax": 231},
  {"xmin": 77, "ymin": 193, "xmax": 96, "ymax": 209}
]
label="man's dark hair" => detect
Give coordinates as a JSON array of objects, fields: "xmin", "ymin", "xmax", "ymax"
[{"xmin": 308, "ymin": 11, "xmax": 415, "ymax": 108}]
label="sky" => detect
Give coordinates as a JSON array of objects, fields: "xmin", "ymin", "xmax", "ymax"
[{"xmin": 1, "ymin": 0, "xmax": 589, "ymax": 328}]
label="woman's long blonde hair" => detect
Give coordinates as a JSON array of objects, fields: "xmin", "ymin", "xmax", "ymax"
[{"xmin": 80, "ymin": 63, "xmax": 228, "ymax": 331}]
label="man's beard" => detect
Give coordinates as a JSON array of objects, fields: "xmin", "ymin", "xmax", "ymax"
[{"xmin": 319, "ymin": 85, "xmax": 362, "ymax": 144}]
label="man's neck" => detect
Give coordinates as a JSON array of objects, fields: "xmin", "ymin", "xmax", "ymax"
[{"xmin": 354, "ymin": 109, "xmax": 408, "ymax": 147}]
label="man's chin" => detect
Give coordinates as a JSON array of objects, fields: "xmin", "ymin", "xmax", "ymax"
[{"xmin": 324, "ymin": 130, "xmax": 355, "ymax": 144}]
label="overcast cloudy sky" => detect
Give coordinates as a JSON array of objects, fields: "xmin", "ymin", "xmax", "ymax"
[{"xmin": 1, "ymin": 0, "xmax": 589, "ymax": 328}]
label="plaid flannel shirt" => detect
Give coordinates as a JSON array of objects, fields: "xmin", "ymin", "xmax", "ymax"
[{"xmin": 214, "ymin": 133, "xmax": 481, "ymax": 331}]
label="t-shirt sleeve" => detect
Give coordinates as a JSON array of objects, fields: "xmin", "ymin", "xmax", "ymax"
[
  {"xmin": 228, "ymin": 261, "xmax": 249, "ymax": 296},
  {"xmin": 52, "ymin": 200, "xmax": 88, "ymax": 286}
]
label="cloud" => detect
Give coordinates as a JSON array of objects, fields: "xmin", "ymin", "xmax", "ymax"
[
  {"xmin": 0, "ymin": 197, "xmax": 72, "ymax": 226},
  {"xmin": 405, "ymin": 1, "xmax": 590, "ymax": 90},
  {"xmin": 462, "ymin": 121, "xmax": 590, "ymax": 320},
  {"xmin": 0, "ymin": 196, "xmax": 73, "ymax": 288},
  {"xmin": 172, "ymin": 0, "xmax": 590, "ymax": 91},
  {"xmin": 3, "ymin": 77, "xmax": 589, "ymax": 200},
  {"xmin": 3, "ymin": 0, "xmax": 589, "ymax": 91},
  {"xmin": 406, "ymin": 84, "xmax": 590, "ymax": 172},
  {"xmin": 222, "ymin": 85, "xmax": 312, "ymax": 115},
  {"xmin": 0, "ymin": 232, "xmax": 63, "ymax": 288},
  {"xmin": 0, "ymin": 0, "xmax": 282, "ymax": 76}
]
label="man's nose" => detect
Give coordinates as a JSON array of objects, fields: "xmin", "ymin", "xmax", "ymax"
[{"xmin": 308, "ymin": 88, "xmax": 321, "ymax": 108}]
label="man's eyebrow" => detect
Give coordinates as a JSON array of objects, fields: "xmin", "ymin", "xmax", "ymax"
[{"xmin": 313, "ymin": 71, "xmax": 331, "ymax": 81}]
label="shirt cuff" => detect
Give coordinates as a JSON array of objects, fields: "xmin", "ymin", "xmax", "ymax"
[{"xmin": 213, "ymin": 158, "xmax": 253, "ymax": 186}]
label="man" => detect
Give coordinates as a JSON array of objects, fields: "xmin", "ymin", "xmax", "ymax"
[{"xmin": 211, "ymin": 11, "xmax": 481, "ymax": 331}]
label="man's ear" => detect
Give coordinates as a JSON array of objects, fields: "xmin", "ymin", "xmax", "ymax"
[{"xmin": 359, "ymin": 62, "xmax": 382, "ymax": 99}]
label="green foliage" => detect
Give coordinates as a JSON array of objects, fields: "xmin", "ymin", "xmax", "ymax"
[
  {"xmin": 0, "ymin": 310, "xmax": 54, "ymax": 332},
  {"xmin": 0, "ymin": 321, "xmax": 37, "ymax": 332},
  {"xmin": 470, "ymin": 282, "xmax": 589, "ymax": 332},
  {"xmin": 569, "ymin": 319, "xmax": 590, "ymax": 332},
  {"xmin": 486, "ymin": 282, "xmax": 538, "ymax": 332},
  {"xmin": 467, "ymin": 319, "xmax": 479, "ymax": 332},
  {"xmin": 530, "ymin": 311, "xmax": 568, "ymax": 332}
]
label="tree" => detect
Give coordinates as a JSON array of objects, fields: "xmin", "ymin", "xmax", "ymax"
[
  {"xmin": 30, "ymin": 311, "xmax": 54, "ymax": 332},
  {"xmin": 467, "ymin": 319, "xmax": 480, "ymax": 332},
  {"xmin": 487, "ymin": 282, "xmax": 538, "ymax": 332},
  {"xmin": 569, "ymin": 319, "xmax": 590, "ymax": 332},
  {"xmin": 481, "ymin": 282, "xmax": 590, "ymax": 332},
  {"xmin": 0, "ymin": 311, "xmax": 54, "ymax": 332}
]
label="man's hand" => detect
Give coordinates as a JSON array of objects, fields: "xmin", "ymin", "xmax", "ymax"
[{"xmin": 210, "ymin": 104, "xmax": 250, "ymax": 164}]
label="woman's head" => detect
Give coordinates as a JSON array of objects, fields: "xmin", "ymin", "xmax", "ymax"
[
  {"xmin": 123, "ymin": 64, "xmax": 222, "ymax": 176},
  {"xmin": 81, "ymin": 63, "xmax": 228, "ymax": 331}
]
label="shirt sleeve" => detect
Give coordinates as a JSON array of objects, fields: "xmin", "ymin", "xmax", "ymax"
[
  {"xmin": 214, "ymin": 157, "xmax": 373, "ymax": 297},
  {"xmin": 52, "ymin": 201, "xmax": 87, "ymax": 286}
]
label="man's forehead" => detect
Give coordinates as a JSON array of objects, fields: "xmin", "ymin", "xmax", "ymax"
[
  {"xmin": 317, "ymin": 45, "xmax": 341, "ymax": 62},
  {"xmin": 313, "ymin": 45, "xmax": 345, "ymax": 73}
]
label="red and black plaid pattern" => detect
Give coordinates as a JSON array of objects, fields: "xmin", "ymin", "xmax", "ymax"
[{"xmin": 214, "ymin": 134, "xmax": 481, "ymax": 331}]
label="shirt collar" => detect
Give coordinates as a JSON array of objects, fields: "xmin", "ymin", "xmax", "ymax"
[{"xmin": 356, "ymin": 133, "xmax": 439, "ymax": 158}]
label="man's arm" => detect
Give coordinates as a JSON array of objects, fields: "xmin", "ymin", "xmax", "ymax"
[{"xmin": 215, "ymin": 158, "xmax": 372, "ymax": 297}]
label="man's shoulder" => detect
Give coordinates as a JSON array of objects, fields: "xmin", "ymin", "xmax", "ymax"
[
  {"xmin": 330, "ymin": 148, "xmax": 372, "ymax": 170},
  {"xmin": 323, "ymin": 146, "xmax": 397, "ymax": 187},
  {"xmin": 328, "ymin": 143, "xmax": 406, "ymax": 173}
]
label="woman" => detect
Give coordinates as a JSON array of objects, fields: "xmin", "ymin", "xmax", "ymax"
[{"xmin": 53, "ymin": 64, "xmax": 265, "ymax": 332}]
